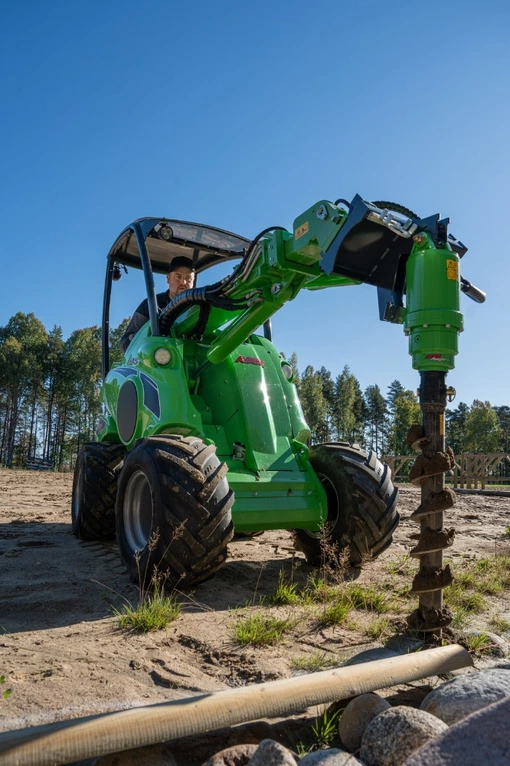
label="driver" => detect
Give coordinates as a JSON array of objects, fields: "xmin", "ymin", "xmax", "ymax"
[{"xmin": 120, "ymin": 256, "xmax": 195, "ymax": 352}]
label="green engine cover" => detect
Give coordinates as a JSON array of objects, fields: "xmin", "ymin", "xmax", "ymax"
[{"xmin": 99, "ymin": 327, "xmax": 327, "ymax": 532}]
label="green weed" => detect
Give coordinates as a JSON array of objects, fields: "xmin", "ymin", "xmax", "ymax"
[
  {"xmin": 364, "ymin": 617, "xmax": 391, "ymax": 640},
  {"xmin": 317, "ymin": 599, "xmax": 351, "ymax": 627},
  {"xmin": 303, "ymin": 575, "xmax": 339, "ymax": 604},
  {"xmin": 269, "ymin": 571, "xmax": 300, "ymax": 606},
  {"xmin": 450, "ymin": 607, "xmax": 469, "ymax": 630},
  {"xmin": 463, "ymin": 632, "xmax": 493, "ymax": 656},
  {"xmin": 0, "ymin": 675, "xmax": 11, "ymax": 700},
  {"xmin": 489, "ymin": 615, "xmax": 510, "ymax": 633},
  {"xmin": 383, "ymin": 554, "xmax": 413, "ymax": 576},
  {"xmin": 346, "ymin": 584, "xmax": 391, "ymax": 614},
  {"xmin": 233, "ymin": 612, "xmax": 290, "ymax": 647},
  {"xmin": 290, "ymin": 652, "xmax": 339, "ymax": 672},
  {"xmin": 444, "ymin": 584, "xmax": 487, "ymax": 614},
  {"xmin": 114, "ymin": 582, "xmax": 181, "ymax": 633},
  {"xmin": 310, "ymin": 707, "xmax": 343, "ymax": 749}
]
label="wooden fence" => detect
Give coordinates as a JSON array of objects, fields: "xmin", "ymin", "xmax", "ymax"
[{"xmin": 383, "ymin": 452, "xmax": 510, "ymax": 489}]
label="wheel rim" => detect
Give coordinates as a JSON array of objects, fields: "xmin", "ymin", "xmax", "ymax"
[
  {"xmin": 72, "ymin": 462, "xmax": 83, "ymax": 523},
  {"xmin": 304, "ymin": 472, "xmax": 339, "ymax": 539},
  {"xmin": 123, "ymin": 470, "xmax": 153, "ymax": 552}
]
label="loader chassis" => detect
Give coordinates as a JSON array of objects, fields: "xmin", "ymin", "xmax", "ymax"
[{"xmin": 71, "ymin": 198, "xmax": 482, "ymax": 588}]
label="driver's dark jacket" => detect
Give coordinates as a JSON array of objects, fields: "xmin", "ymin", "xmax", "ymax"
[{"xmin": 120, "ymin": 291, "xmax": 170, "ymax": 353}]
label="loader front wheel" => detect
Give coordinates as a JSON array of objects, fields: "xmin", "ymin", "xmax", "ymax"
[
  {"xmin": 116, "ymin": 435, "xmax": 234, "ymax": 587},
  {"xmin": 293, "ymin": 443, "xmax": 399, "ymax": 568},
  {"xmin": 72, "ymin": 442, "xmax": 126, "ymax": 540}
]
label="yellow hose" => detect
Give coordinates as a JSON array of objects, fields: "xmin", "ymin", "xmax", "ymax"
[{"xmin": 0, "ymin": 644, "xmax": 471, "ymax": 766}]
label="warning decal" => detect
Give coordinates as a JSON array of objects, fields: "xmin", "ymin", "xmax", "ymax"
[
  {"xmin": 294, "ymin": 221, "xmax": 309, "ymax": 240},
  {"xmin": 446, "ymin": 259, "xmax": 459, "ymax": 281}
]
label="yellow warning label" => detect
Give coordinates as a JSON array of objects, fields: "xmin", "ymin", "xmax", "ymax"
[
  {"xmin": 294, "ymin": 221, "xmax": 309, "ymax": 240},
  {"xmin": 446, "ymin": 259, "xmax": 459, "ymax": 281},
  {"xmin": 439, "ymin": 413, "xmax": 445, "ymax": 436}
]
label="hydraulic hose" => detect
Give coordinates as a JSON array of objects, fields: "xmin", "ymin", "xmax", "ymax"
[{"xmin": 0, "ymin": 644, "xmax": 471, "ymax": 766}]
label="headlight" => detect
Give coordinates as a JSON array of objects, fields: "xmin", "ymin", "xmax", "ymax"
[
  {"xmin": 281, "ymin": 362, "xmax": 293, "ymax": 380},
  {"xmin": 158, "ymin": 225, "xmax": 174, "ymax": 241},
  {"xmin": 154, "ymin": 348, "xmax": 171, "ymax": 365}
]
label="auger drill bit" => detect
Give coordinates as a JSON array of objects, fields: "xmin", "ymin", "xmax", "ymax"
[{"xmin": 402, "ymin": 230, "xmax": 464, "ymax": 641}]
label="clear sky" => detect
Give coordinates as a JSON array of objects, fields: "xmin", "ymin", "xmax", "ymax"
[{"xmin": 1, "ymin": 0, "xmax": 508, "ymax": 407}]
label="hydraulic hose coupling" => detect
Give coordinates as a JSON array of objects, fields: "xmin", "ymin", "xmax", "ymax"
[{"xmin": 405, "ymin": 238, "xmax": 463, "ymax": 373}]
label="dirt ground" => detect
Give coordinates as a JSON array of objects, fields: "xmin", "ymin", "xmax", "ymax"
[{"xmin": 1, "ymin": 467, "xmax": 509, "ymax": 735}]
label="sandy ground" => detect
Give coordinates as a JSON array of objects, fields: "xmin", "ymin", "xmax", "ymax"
[{"xmin": 1, "ymin": 467, "xmax": 509, "ymax": 735}]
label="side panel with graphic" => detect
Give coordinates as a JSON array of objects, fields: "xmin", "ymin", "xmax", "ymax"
[{"xmin": 101, "ymin": 332, "xmax": 204, "ymax": 448}]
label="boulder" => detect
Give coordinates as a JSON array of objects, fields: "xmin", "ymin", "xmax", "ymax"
[
  {"xmin": 299, "ymin": 750, "xmax": 365, "ymax": 764},
  {"xmin": 338, "ymin": 693, "xmax": 391, "ymax": 752},
  {"xmin": 420, "ymin": 668, "xmax": 510, "ymax": 724},
  {"xmin": 403, "ymin": 695, "xmax": 510, "ymax": 765},
  {"xmin": 247, "ymin": 738, "xmax": 297, "ymax": 765},
  {"xmin": 202, "ymin": 743, "xmax": 259, "ymax": 765},
  {"xmin": 360, "ymin": 706, "xmax": 447, "ymax": 766}
]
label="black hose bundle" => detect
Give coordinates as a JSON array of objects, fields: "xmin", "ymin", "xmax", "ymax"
[
  {"xmin": 158, "ymin": 226, "xmax": 285, "ymax": 337},
  {"xmin": 159, "ymin": 286, "xmax": 261, "ymax": 336}
]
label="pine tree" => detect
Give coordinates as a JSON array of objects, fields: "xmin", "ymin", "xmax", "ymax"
[
  {"xmin": 446, "ymin": 402, "xmax": 469, "ymax": 454},
  {"xmin": 298, "ymin": 365, "xmax": 328, "ymax": 443},
  {"xmin": 386, "ymin": 389, "xmax": 421, "ymax": 455},
  {"xmin": 494, "ymin": 405, "xmax": 510, "ymax": 452},
  {"xmin": 333, "ymin": 365, "xmax": 357, "ymax": 442},
  {"xmin": 364, "ymin": 384, "xmax": 388, "ymax": 453},
  {"xmin": 464, "ymin": 400, "xmax": 503, "ymax": 453}
]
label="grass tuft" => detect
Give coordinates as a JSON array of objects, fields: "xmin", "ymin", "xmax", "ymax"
[
  {"xmin": 463, "ymin": 632, "xmax": 493, "ymax": 656},
  {"xmin": 234, "ymin": 612, "xmax": 290, "ymax": 646},
  {"xmin": 0, "ymin": 675, "xmax": 11, "ymax": 700},
  {"xmin": 303, "ymin": 575, "xmax": 339, "ymax": 604},
  {"xmin": 269, "ymin": 571, "xmax": 300, "ymax": 606},
  {"xmin": 290, "ymin": 652, "xmax": 339, "ymax": 672},
  {"xmin": 383, "ymin": 554, "xmax": 413, "ymax": 576},
  {"xmin": 310, "ymin": 707, "xmax": 343, "ymax": 750},
  {"xmin": 489, "ymin": 615, "xmax": 510, "ymax": 633},
  {"xmin": 346, "ymin": 584, "xmax": 392, "ymax": 614},
  {"xmin": 364, "ymin": 617, "xmax": 391, "ymax": 640},
  {"xmin": 450, "ymin": 607, "xmax": 469, "ymax": 630},
  {"xmin": 317, "ymin": 599, "xmax": 351, "ymax": 627},
  {"xmin": 114, "ymin": 583, "xmax": 181, "ymax": 633}
]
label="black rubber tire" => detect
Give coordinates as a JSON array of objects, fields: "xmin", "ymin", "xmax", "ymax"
[
  {"xmin": 293, "ymin": 442, "xmax": 399, "ymax": 567},
  {"xmin": 71, "ymin": 442, "xmax": 126, "ymax": 541},
  {"xmin": 116, "ymin": 435, "xmax": 234, "ymax": 587}
]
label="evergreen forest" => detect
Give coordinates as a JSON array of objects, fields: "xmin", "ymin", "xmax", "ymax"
[{"xmin": 1, "ymin": 312, "xmax": 508, "ymax": 471}]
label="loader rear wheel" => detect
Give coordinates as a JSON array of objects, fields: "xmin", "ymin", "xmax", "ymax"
[
  {"xmin": 293, "ymin": 443, "xmax": 399, "ymax": 568},
  {"xmin": 72, "ymin": 442, "xmax": 126, "ymax": 540},
  {"xmin": 116, "ymin": 435, "xmax": 234, "ymax": 587}
]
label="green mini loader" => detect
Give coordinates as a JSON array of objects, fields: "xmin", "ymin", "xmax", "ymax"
[{"xmin": 71, "ymin": 196, "xmax": 485, "ymax": 587}]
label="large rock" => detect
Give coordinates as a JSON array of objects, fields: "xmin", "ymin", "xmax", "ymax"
[
  {"xmin": 403, "ymin": 695, "xmax": 510, "ymax": 765},
  {"xmin": 247, "ymin": 738, "xmax": 297, "ymax": 765},
  {"xmin": 338, "ymin": 693, "xmax": 391, "ymax": 752},
  {"xmin": 202, "ymin": 743, "xmax": 259, "ymax": 765},
  {"xmin": 360, "ymin": 706, "xmax": 447, "ymax": 766},
  {"xmin": 299, "ymin": 750, "xmax": 365, "ymax": 764},
  {"xmin": 420, "ymin": 668, "xmax": 510, "ymax": 724}
]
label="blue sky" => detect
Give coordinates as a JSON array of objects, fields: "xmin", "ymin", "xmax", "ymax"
[{"xmin": 1, "ymin": 0, "xmax": 508, "ymax": 407}]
